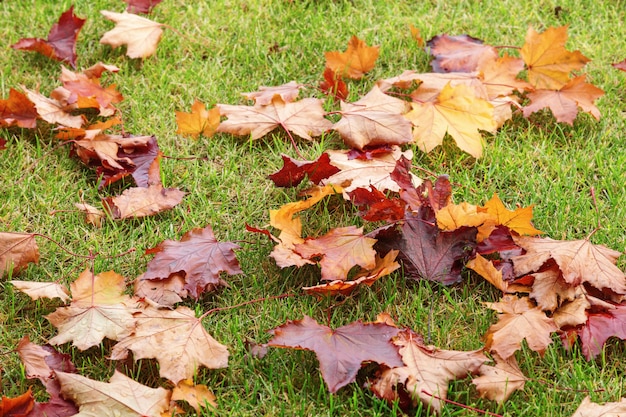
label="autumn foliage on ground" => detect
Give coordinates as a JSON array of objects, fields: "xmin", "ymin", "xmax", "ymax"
[{"xmin": 2, "ymin": 2, "xmax": 626, "ymax": 416}]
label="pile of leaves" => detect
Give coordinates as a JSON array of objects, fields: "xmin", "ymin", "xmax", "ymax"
[{"xmin": 2, "ymin": 2, "xmax": 626, "ymax": 416}]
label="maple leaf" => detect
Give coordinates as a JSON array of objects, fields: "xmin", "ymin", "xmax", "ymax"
[
  {"xmin": 74, "ymin": 202, "xmax": 105, "ymax": 227},
  {"xmin": 325, "ymin": 35, "xmax": 380, "ymax": 79},
  {"xmin": 56, "ymin": 370, "xmax": 170, "ymax": 417},
  {"xmin": 427, "ymin": 34, "xmax": 498, "ymax": 73},
  {"xmin": 102, "ymin": 184, "xmax": 186, "ymax": 219},
  {"xmin": 320, "ymin": 67, "xmax": 349, "ymax": 101},
  {"xmin": 406, "ymin": 82, "xmax": 497, "ymax": 158},
  {"xmin": 172, "ymin": 379, "xmax": 217, "ymax": 412},
  {"xmin": 436, "ymin": 202, "xmax": 494, "ymax": 238},
  {"xmin": 133, "ymin": 273, "xmax": 186, "ymax": 307},
  {"xmin": 11, "ymin": 6, "xmax": 85, "ymax": 68},
  {"xmin": 295, "ymin": 226, "xmax": 377, "ymax": 281},
  {"xmin": 390, "ymin": 158, "xmax": 452, "ymax": 212},
  {"xmin": 22, "ymin": 87, "xmax": 85, "ymax": 128},
  {"xmin": 217, "ymin": 96, "xmax": 332, "ymax": 141},
  {"xmin": 613, "ymin": 59, "xmax": 626, "ymax": 72},
  {"xmin": 576, "ymin": 304, "xmax": 626, "ymax": 360},
  {"xmin": 46, "ymin": 269, "xmax": 139, "ymax": 350},
  {"xmin": 520, "ymin": 25, "xmax": 591, "ymax": 89},
  {"xmin": 97, "ymin": 135, "xmax": 161, "ymax": 188},
  {"xmin": 332, "ymin": 86, "xmax": 412, "ymax": 150},
  {"xmin": 110, "ymin": 302, "xmax": 229, "ymax": 384},
  {"xmin": 511, "ymin": 236, "xmax": 626, "ymax": 294},
  {"xmin": 125, "ymin": 0, "xmax": 164, "ymax": 14},
  {"xmin": 527, "ymin": 264, "xmax": 580, "ymax": 311},
  {"xmin": 10, "ymin": 280, "xmax": 70, "ymax": 302},
  {"xmin": 175, "ymin": 99, "xmax": 220, "ymax": 139},
  {"xmin": 478, "ymin": 54, "xmax": 531, "ymax": 98},
  {"xmin": 0, "ymin": 88, "xmax": 38, "ymax": 128},
  {"xmin": 142, "ymin": 225, "xmax": 242, "ymax": 299},
  {"xmin": 0, "ymin": 389, "xmax": 34, "ymax": 417},
  {"xmin": 370, "ymin": 330, "xmax": 488, "ymax": 414},
  {"xmin": 241, "ymin": 81, "xmax": 304, "ymax": 105},
  {"xmin": 472, "ymin": 354, "xmax": 527, "ymax": 403},
  {"xmin": 349, "ymin": 186, "xmax": 406, "ymax": 222},
  {"xmin": 484, "ymin": 295, "xmax": 558, "ymax": 359},
  {"xmin": 100, "ymin": 11, "xmax": 164, "ymax": 59},
  {"xmin": 466, "ymin": 253, "xmax": 507, "ymax": 292},
  {"xmin": 481, "ymin": 193, "xmax": 544, "ymax": 236},
  {"xmin": 522, "ymin": 75, "xmax": 604, "ymax": 124},
  {"xmin": 265, "ymin": 315, "xmax": 403, "ymax": 393},
  {"xmin": 571, "ymin": 396, "xmax": 626, "ymax": 417},
  {"xmin": 0, "ymin": 232, "xmax": 39, "ymax": 276},
  {"xmin": 268, "ymin": 152, "xmax": 340, "ymax": 188},
  {"xmin": 323, "ymin": 146, "xmax": 421, "ymax": 195}
]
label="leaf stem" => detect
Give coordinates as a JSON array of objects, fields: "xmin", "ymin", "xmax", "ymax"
[
  {"xmin": 200, "ymin": 293, "xmax": 297, "ymax": 319},
  {"xmin": 421, "ymin": 391, "xmax": 504, "ymax": 417}
]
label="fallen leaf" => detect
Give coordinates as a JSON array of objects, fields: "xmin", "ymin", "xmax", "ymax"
[
  {"xmin": 217, "ymin": 96, "xmax": 332, "ymax": 141},
  {"xmin": 242, "ymin": 81, "xmax": 304, "ymax": 105},
  {"xmin": 571, "ymin": 396, "xmax": 626, "ymax": 417},
  {"xmin": 100, "ymin": 11, "xmax": 164, "ymax": 59},
  {"xmin": 332, "ymin": 86, "xmax": 412, "ymax": 150},
  {"xmin": 125, "ymin": 0, "xmax": 164, "ymax": 14},
  {"xmin": 11, "ymin": 6, "xmax": 85, "ymax": 68},
  {"xmin": 265, "ymin": 315, "xmax": 403, "ymax": 393},
  {"xmin": 522, "ymin": 75, "xmax": 604, "ymax": 124},
  {"xmin": 349, "ymin": 186, "xmax": 406, "ymax": 222},
  {"xmin": 406, "ymin": 83, "xmax": 497, "ymax": 158},
  {"xmin": 56, "ymin": 370, "xmax": 170, "ymax": 417},
  {"xmin": 427, "ymin": 34, "xmax": 498, "ymax": 73},
  {"xmin": 110, "ymin": 302, "xmax": 229, "ymax": 384},
  {"xmin": 102, "ymin": 184, "xmax": 186, "ymax": 219},
  {"xmin": 133, "ymin": 273, "xmax": 186, "ymax": 306},
  {"xmin": 319, "ymin": 67, "xmax": 349, "ymax": 101},
  {"xmin": 481, "ymin": 193, "xmax": 543, "ymax": 236},
  {"xmin": 520, "ymin": 25, "xmax": 590, "ymax": 89},
  {"xmin": 478, "ymin": 54, "xmax": 531, "ymax": 98},
  {"xmin": 172, "ymin": 379, "xmax": 217, "ymax": 412},
  {"xmin": 613, "ymin": 59, "xmax": 626, "ymax": 72},
  {"xmin": 143, "ymin": 225, "xmax": 242, "ymax": 299},
  {"xmin": 528, "ymin": 264, "xmax": 579, "ymax": 311},
  {"xmin": 74, "ymin": 202, "xmax": 105, "ymax": 227},
  {"xmin": 22, "ymin": 87, "xmax": 85, "ymax": 128},
  {"xmin": 473, "ymin": 354, "xmax": 527, "ymax": 403},
  {"xmin": 46, "ymin": 270, "xmax": 139, "ymax": 350},
  {"xmin": 467, "ymin": 253, "xmax": 507, "ymax": 292},
  {"xmin": 10, "ymin": 281, "xmax": 70, "ymax": 302},
  {"xmin": 0, "ymin": 232, "xmax": 39, "ymax": 276},
  {"xmin": 576, "ymin": 304, "xmax": 626, "ymax": 360},
  {"xmin": 325, "ymin": 36, "xmax": 379, "ymax": 79},
  {"xmin": 175, "ymin": 99, "xmax": 220, "ymax": 139},
  {"xmin": 484, "ymin": 295, "xmax": 558, "ymax": 359},
  {"xmin": 268, "ymin": 152, "xmax": 340, "ymax": 188},
  {"xmin": 409, "ymin": 25, "xmax": 424, "ymax": 46},
  {"xmin": 0, "ymin": 389, "xmax": 35, "ymax": 417},
  {"xmin": 0, "ymin": 88, "xmax": 38, "ymax": 128}
]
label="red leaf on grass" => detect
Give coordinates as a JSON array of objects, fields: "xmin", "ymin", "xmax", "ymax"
[
  {"xmin": 0, "ymin": 88, "xmax": 38, "ymax": 129},
  {"xmin": 125, "ymin": 0, "xmax": 164, "ymax": 14},
  {"xmin": 319, "ymin": 67, "xmax": 349, "ymax": 101},
  {"xmin": 266, "ymin": 316, "xmax": 403, "ymax": 393},
  {"xmin": 349, "ymin": 186, "xmax": 406, "ymax": 222},
  {"xmin": 143, "ymin": 226, "xmax": 242, "ymax": 299},
  {"xmin": 0, "ymin": 389, "xmax": 34, "ymax": 417},
  {"xmin": 268, "ymin": 152, "xmax": 340, "ymax": 187},
  {"xmin": 613, "ymin": 59, "xmax": 626, "ymax": 72},
  {"xmin": 11, "ymin": 6, "xmax": 85, "ymax": 68}
]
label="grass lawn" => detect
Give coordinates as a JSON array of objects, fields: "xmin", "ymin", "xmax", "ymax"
[{"xmin": 1, "ymin": 0, "xmax": 626, "ymax": 415}]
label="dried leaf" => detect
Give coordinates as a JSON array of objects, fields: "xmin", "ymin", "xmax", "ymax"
[
  {"xmin": 175, "ymin": 100, "xmax": 220, "ymax": 139},
  {"xmin": 0, "ymin": 88, "xmax": 38, "ymax": 128},
  {"xmin": 427, "ymin": 34, "xmax": 497, "ymax": 73},
  {"xmin": 100, "ymin": 11, "xmax": 164, "ymax": 59},
  {"xmin": 242, "ymin": 81, "xmax": 304, "ymax": 105},
  {"xmin": 172, "ymin": 379, "xmax": 217, "ymax": 412},
  {"xmin": 102, "ymin": 184, "xmax": 186, "ymax": 219},
  {"xmin": 10, "ymin": 281, "xmax": 70, "ymax": 302},
  {"xmin": 571, "ymin": 396, "xmax": 626, "ymax": 417},
  {"xmin": 325, "ymin": 36, "xmax": 379, "ymax": 79},
  {"xmin": 0, "ymin": 233, "xmax": 39, "ymax": 276},
  {"xmin": 473, "ymin": 354, "xmax": 527, "ymax": 403}
]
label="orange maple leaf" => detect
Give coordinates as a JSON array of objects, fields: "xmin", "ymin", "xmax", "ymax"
[
  {"xmin": 325, "ymin": 36, "xmax": 380, "ymax": 79},
  {"xmin": 0, "ymin": 232, "xmax": 39, "ymax": 276},
  {"xmin": 481, "ymin": 193, "xmax": 543, "ymax": 236},
  {"xmin": 522, "ymin": 75, "xmax": 604, "ymax": 125},
  {"xmin": 520, "ymin": 25, "xmax": 590, "ymax": 89},
  {"xmin": 406, "ymin": 83, "xmax": 497, "ymax": 158},
  {"xmin": 466, "ymin": 253, "xmax": 507, "ymax": 292},
  {"xmin": 0, "ymin": 88, "xmax": 38, "ymax": 128},
  {"xmin": 100, "ymin": 11, "xmax": 164, "ymax": 58},
  {"xmin": 176, "ymin": 99, "xmax": 220, "ymax": 139}
]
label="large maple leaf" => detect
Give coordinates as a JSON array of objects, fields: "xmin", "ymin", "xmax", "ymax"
[
  {"xmin": 406, "ymin": 83, "xmax": 497, "ymax": 158},
  {"xmin": 46, "ymin": 270, "xmax": 139, "ymax": 350},
  {"xmin": 520, "ymin": 25, "xmax": 590, "ymax": 89},
  {"xmin": 325, "ymin": 35, "xmax": 379, "ymax": 79},
  {"xmin": 0, "ymin": 88, "xmax": 38, "ymax": 129},
  {"xmin": 332, "ymin": 86, "xmax": 412, "ymax": 150},
  {"xmin": 217, "ymin": 96, "xmax": 332, "ymax": 141},
  {"xmin": 370, "ymin": 330, "xmax": 488, "ymax": 414},
  {"xmin": 295, "ymin": 226, "xmax": 377, "ymax": 281},
  {"xmin": 0, "ymin": 232, "xmax": 39, "ymax": 276},
  {"xmin": 522, "ymin": 75, "xmax": 604, "ymax": 124},
  {"xmin": 484, "ymin": 295, "xmax": 558, "ymax": 359},
  {"xmin": 11, "ymin": 6, "xmax": 85, "ymax": 68},
  {"xmin": 100, "ymin": 11, "xmax": 164, "ymax": 58},
  {"xmin": 110, "ymin": 302, "xmax": 229, "ymax": 384},
  {"xmin": 56, "ymin": 370, "xmax": 170, "ymax": 417},
  {"xmin": 142, "ymin": 225, "xmax": 242, "ymax": 299},
  {"xmin": 265, "ymin": 315, "xmax": 403, "ymax": 393},
  {"xmin": 511, "ymin": 236, "xmax": 626, "ymax": 293}
]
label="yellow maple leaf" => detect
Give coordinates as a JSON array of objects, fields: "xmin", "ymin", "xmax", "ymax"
[
  {"xmin": 481, "ymin": 193, "xmax": 543, "ymax": 236},
  {"xmin": 176, "ymin": 100, "xmax": 220, "ymax": 139}
]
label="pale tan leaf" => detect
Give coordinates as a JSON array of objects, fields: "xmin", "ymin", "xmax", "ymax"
[
  {"xmin": 10, "ymin": 280, "xmax": 70, "ymax": 302},
  {"xmin": 473, "ymin": 354, "xmax": 527, "ymax": 403},
  {"xmin": 241, "ymin": 81, "xmax": 304, "ymax": 105},
  {"xmin": 552, "ymin": 295, "xmax": 590, "ymax": 328},
  {"xmin": 74, "ymin": 202, "xmax": 105, "ymax": 227},
  {"xmin": 172, "ymin": 379, "xmax": 217, "ymax": 412},
  {"xmin": 22, "ymin": 87, "xmax": 84, "ymax": 128},
  {"xmin": 103, "ymin": 185, "xmax": 186, "ymax": 219},
  {"xmin": 0, "ymin": 232, "xmax": 39, "ymax": 276},
  {"xmin": 571, "ymin": 396, "xmax": 626, "ymax": 417},
  {"xmin": 100, "ymin": 11, "xmax": 164, "ymax": 58}
]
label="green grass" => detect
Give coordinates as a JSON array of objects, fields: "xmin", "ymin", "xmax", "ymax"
[{"xmin": 1, "ymin": 0, "xmax": 626, "ymax": 416}]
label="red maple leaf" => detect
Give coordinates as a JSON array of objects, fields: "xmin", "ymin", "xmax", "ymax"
[
  {"xmin": 0, "ymin": 88, "xmax": 38, "ymax": 129},
  {"xmin": 576, "ymin": 304, "xmax": 626, "ymax": 360},
  {"xmin": 319, "ymin": 67, "xmax": 349, "ymax": 101},
  {"xmin": 143, "ymin": 226, "xmax": 243, "ymax": 298},
  {"xmin": 125, "ymin": 0, "xmax": 164, "ymax": 13},
  {"xmin": 268, "ymin": 152, "xmax": 340, "ymax": 187},
  {"xmin": 265, "ymin": 316, "xmax": 403, "ymax": 393},
  {"xmin": 349, "ymin": 186, "xmax": 406, "ymax": 222},
  {"xmin": 11, "ymin": 6, "xmax": 85, "ymax": 68}
]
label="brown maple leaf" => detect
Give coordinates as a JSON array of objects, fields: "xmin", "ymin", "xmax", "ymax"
[
  {"xmin": 406, "ymin": 82, "xmax": 497, "ymax": 158},
  {"xmin": 175, "ymin": 99, "xmax": 220, "ymax": 139},
  {"xmin": 217, "ymin": 96, "xmax": 332, "ymax": 141},
  {"xmin": 427, "ymin": 34, "xmax": 498, "ymax": 73},
  {"xmin": 511, "ymin": 236, "xmax": 626, "ymax": 294},
  {"xmin": 522, "ymin": 75, "xmax": 604, "ymax": 124},
  {"xmin": 466, "ymin": 253, "xmax": 507, "ymax": 292},
  {"xmin": 520, "ymin": 25, "xmax": 591, "ymax": 89},
  {"xmin": 0, "ymin": 88, "xmax": 38, "ymax": 128},
  {"xmin": 102, "ymin": 184, "xmax": 186, "ymax": 219},
  {"xmin": 370, "ymin": 330, "xmax": 488, "ymax": 414},
  {"xmin": 332, "ymin": 86, "xmax": 412, "ymax": 150},
  {"xmin": 265, "ymin": 315, "xmax": 403, "ymax": 393},
  {"xmin": 142, "ymin": 225, "xmax": 242, "ymax": 299},
  {"xmin": 0, "ymin": 232, "xmax": 39, "ymax": 276},
  {"xmin": 571, "ymin": 396, "xmax": 626, "ymax": 417},
  {"xmin": 22, "ymin": 86, "xmax": 85, "ymax": 128},
  {"xmin": 110, "ymin": 302, "xmax": 229, "ymax": 384},
  {"xmin": 74, "ymin": 202, "xmax": 105, "ymax": 227},
  {"xmin": 56, "ymin": 370, "xmax": 170, "ymax": 417},
  {"xmin": 325, "ymin": 35, "xmax": 380, "ymax": 79},
  {"xmin": 133, "ymin": 273, "xmax": 187, "ymax": 306},
  {"xmin": 241, "ymin": 81, "xmax": 304, "ymax": 105},
  {"xmin": 472, "ymin": 354, "xmax": 527, "ymax": 403},
  {"xmin": 484, "ymin": 295, "xmax": 558, "ymax": 359},
  {"xmin": 46, "ymin": 270, "xmax": 139, "ymax": 350},
  {"xmin": 100, "ymin": 11, "xmax": 164, "ymax": 59},
  {"xmin": 11, "ymin": 6, "xmax": 85, "ymax": 68}
]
